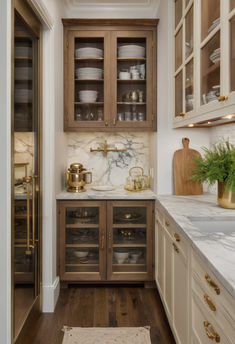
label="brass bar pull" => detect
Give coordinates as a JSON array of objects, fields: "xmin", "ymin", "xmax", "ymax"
[
  {"xmin": 105, "ymin": 120, "xmax": 109, "ymax": 126},
  {"xmin": 204, "ymin": 321, "xmax": 220, "ymax": 342},
  {"xmin": 217, "ymin": 96, "xmax": 228, "ymax": 102},
  {"xmin": 108, "ymin": 231, "xmax": 112, "ymax": 250},
  {"xmin": 205, "ymin": 274, "xmax": 220, "ymax": 295},
  {"xmin": 25, "ymin": 176, "xmax": 32, "ymax": 255},
  {"xmin": 32, "ymin": 175, "xmax": 38, "ymax": 246},
  {"xmin": 100, "ymin": 234, "xmax": 105, "ymax": 250},
  {"xmin": 204, "ymin": 294, "xmax": 216, "ymax": 311},
  {"xmin": 172, "ymin": 243, "xmax": 179, "ymax": 253},
  {"xmin": 113, "ymin": 118, "xmax": 116, "ymax": 126},
  {"xmin": 174, "ymin": 232, "xmax": 180, "ymax": 242}
]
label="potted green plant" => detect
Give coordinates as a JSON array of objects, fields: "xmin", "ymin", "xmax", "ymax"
[{"xmin": 191, "ymin": 140, "xmax": 235, "ymax": 209}]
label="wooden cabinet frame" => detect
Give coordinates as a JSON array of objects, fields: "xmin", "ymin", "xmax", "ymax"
[
  {"xmin": 57, "ymin": 199, "xmax": 155, "ymax": 283},
  {"xmin": 63, "ymin": 19, "xmax": 158, "ymax": 132}
]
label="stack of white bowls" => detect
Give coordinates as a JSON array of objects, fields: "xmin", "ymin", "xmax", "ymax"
[
  {"xmin": 75, "ymin": 67, "xmax": 102, "ymax": 79},
  {"xmin": 75, "ymin": 47, "xmax": 103, "ymax": 58},
  {"xmin": 118, "ymin": 45, "xmax": 145, "ymax": 58},
  {"xmin": 15, "ymin": 89, "xmax": 32, "ymax": 103},
  {"xmin": 79, "ymin": 90, "xmax": 98, "ymax": 102},
  {"xmin": 15, "ymin": 46, "xmax": 32, "ymax": 58},
  {"xmin": 15, "ymin": 67, "xmax": 32, "ymax": 80},
  {"xmin": 210, "ymin": 48, "xmax": 220, "ymax": 64}
]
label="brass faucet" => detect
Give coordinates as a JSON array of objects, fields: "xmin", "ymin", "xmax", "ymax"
[{"xmin": 90, "ymin": 140, "xmax": 126, "ymax": 156}]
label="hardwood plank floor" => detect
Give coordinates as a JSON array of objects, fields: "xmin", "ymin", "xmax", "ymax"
[{"xmin": 20, "ymin": 285, "xmax": 175, "ymax": 344}]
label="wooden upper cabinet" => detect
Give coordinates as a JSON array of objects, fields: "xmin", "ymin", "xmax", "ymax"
[{"xmin": 63, "ymin": 19, "xmax": 158, "ymax": 131}]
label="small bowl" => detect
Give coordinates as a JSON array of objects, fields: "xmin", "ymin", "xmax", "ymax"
[
  {"xmin": 114, "ymin": 251, "xmax": 129, "ymax": 264},
  {"xmin": 74, "ymin": 250, "xmax": 89, "ymax": 258},
  {"xmin": 119, "ymin": 71, "xmax": 131, "ymax": 80}
]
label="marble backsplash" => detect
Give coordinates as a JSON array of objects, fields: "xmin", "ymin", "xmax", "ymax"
[{"xmin": 67, "ymin": 132, "xmax": 151, "ymax": 186}]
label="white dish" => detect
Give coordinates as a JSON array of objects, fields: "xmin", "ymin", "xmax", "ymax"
[
  {"xmin": 75, "ymin": 47, "xmax": 103, "ymax": 58},
  {"xmin": 92, "ymin": 186, "xmax": 115, "ymax": 192},
  {"xmin": 74, "ymin": 250, "xmax": 89, "ymax": 258}
]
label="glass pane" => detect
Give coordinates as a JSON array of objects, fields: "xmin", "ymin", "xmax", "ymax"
[
  {"xmin": 66, "ymin": 228, "xmax": 99, "ymax": 245},
  {"xmin": 113, "ymin": 228, "xmax": 146, "ymax": 245},
  {"xmin": 74, "ymin": 37, "xmax": 104, "ymax": 122},
  {"xmin": 231, "ymin": 0, "xmax": 235, "ymax": 11},
  {"xmin": 201, "ymin": 32, "xmax": 220, "ymax": 105},
  {"xmin": 175, "ymin": 71, "xmax": 183, "ymax": 116},
  {"xmin": 66, "ymin": 207, "xmax": 99, "ymax": 225},
  {"xmin": 231, "ymin": 16, "xmax": 235, "ymax": 92},
  {"xmin": 201, "ymin": 0, "xmax": 220, "ymax": 41},
  {"xmin": 175, "ymin": 0, "xmax": 183, "ymax": 28},
  {"xmin": 113, "ymin": 207, "xmax": 146, "ymax": 225},
  {"xmin": 65, "ymin": 247, "xmax": 99, "ymax": 272},
  {"xmin": 175, "ymin": 26, "xmax": 183, "ymax": 71},
  {"xmin": 117, "ymin": 37, "xmax": 146, "ymax": 123},
  {"xmin": 113, "ymin": 247, "xmax": 146, "ymax": 273},
  {"xmin": 185, "ymin": 59, "xmax": 194, "ymax": 112},
  {"xmin": 185, "ymin": 5, "xmax": 193, "ymax": 59}
]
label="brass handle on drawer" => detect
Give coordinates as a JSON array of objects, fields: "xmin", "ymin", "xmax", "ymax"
[
  {"xmin": 174, "ymin": 232, "xmax": 180, "ymax": 242},
  {"xmin": 179, "ymin": 112, "xmax": 185, "ymax": 117},
  {"xmin": 204, "ymin": 294, "xmax": 216, "ymax": 311},
  {"xmin": 113, "ymin": 118, "xmax": 116, "ymax": 126},
  {"xmin": 204, "ymin": 321, "xmax": 220, "ymax": 342},
  {"xmin": 172, "ymin": 243, "xmax": 179, "ymax": 253},
  {"xmin": 165, "ymin": 221, "xmax": 170, "ymax": 227},
  {"xmin": 105, "ymin": 120, "xmax": 109, "ymax": 126},
  {"xmin": 217, "ymin": 96, "xmax": 228, "ymax": 102},
  {"xmin": 205, "ymin": 274, "xmax": 220, "ymax": 295},
  {"xmin": 100, "ymin": 234, "xmax": 105, "ymax": 250}
]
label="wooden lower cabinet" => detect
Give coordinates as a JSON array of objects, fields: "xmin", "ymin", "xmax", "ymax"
[{"xmin": 57, "ymin": 200, "xmax": 154, "ymax": 283}]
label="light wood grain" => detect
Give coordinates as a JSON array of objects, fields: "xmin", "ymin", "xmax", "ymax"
[{"xmin": 173, "ymin": 138, "xmax": 203, "ymax": 196}]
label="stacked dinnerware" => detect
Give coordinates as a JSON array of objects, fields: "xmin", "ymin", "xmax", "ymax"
[
  {"xmin": 15, "ymin": 89, "xmax": 32, "ymax": 103},
  {"xmin": 118, "ymin": 45, "xmax": 145, "ymax": 58},
  {"xmin": 79, "ymin": 90, "xmax": 98, "ymax": 102},
  {"xmin": 75, "ymin": 47, "xmax": 103, "ymax": 58},
  {"xmin": 206, "ymin": 90, "xmax": 217, "ymax": 103},
  {"xmin": 210, "ymin": 48, "xmax": 220, "ymax": 64},
  {"xmin": 75, "ymin": 67, "xmax": 102, "ymax": 79},
  {"xmin": 15, "ymin": 67, "xmax": 32, "ymax": 80},
  {"xmin": 15, "ymin": 46, "xmax": 32, "ymax": 58},
  {"xmin": 208, "ymin": 18, "xmax": 220, "ymax": 34}
]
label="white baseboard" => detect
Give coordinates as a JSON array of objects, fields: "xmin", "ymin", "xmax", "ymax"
[{"xmin": 42, "ymin": 276, "xmax": 60, "ymax": 312}]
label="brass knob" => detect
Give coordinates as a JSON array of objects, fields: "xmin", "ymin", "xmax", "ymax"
[
  {"xmin": 179, "ymin": 112, "xmax": 185, "ymax": 117},
  {"xmin": 172, "ymin": 243, "xmax": 179, "ymax": 253},
  {"xmin": 165, "ymin": 221, "xmax": 170, "ymax": 227},
  {"xmin": 218, "ymin": 96, "xmax": 228, "ymax": 102},
  {"xmin": 204, "ymin": 321, "xmax": 220, "ymax": 342},
  {"xmin": 105, "ymin": 120, "xmax": 109, "ymax": 126},
  {"xmin": 174, "ymin": 233, "xmax": 180, "ymax": 242},
  {"xmin": 204, "ymin": 294, "xmax": 216, "ymax": 311},
  {"xmin": 205, "ymin": 274, "xmax": 220, "ymax": 295}
]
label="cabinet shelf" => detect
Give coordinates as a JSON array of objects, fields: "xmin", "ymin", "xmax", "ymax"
[
  {"xmin": 74, "ymin": 102, "xmax": 104, "ymax": 105},
  {"xmin": 65, "ymin": 244, "xmax": 99, "ymax": 248},
  {"xmin": 113, "ymin": 244, "xmax": 146, "ymax": 248},
  {"xmin": 112, "ymin": 224, "xmax": 146, "ymax": 228},
  {"xmin": 74, "ymin": 57, "xmax": 104, "ymax": 61},
  {"xmin": 117, "ymin": 102, "xmax": 146, "ymax": 105},
  {"xmin": 117, "ymin": 79, "xmax": 146, "ymax": 83},
  {"xmin": 66, "ymin": 263, "xmax": 99, "ymax": 267},
  {"xmin": 202, "ymin": 61, "xmax": 220, "ymax": 78},
  {"xmin": 65, "ymin": 224, "xmax": 99, "ymax": 228},
  {"xmin": 117, "ymin": 57, "xmax": 146, "ymax": 61},
  {"xmin": 14, "ymin": 57, "xmax": 32, "ymax": 61},
  {"xmin": 75, "ymin": 79, "xmax": 104, "ymax": 82}
]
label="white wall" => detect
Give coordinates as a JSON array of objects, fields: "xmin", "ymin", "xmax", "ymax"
[
  {"xmin": 0, "ymin": 0, "xmax": 12, "ymax": 342},
  {"xmin": 156, "ymin": 0, "xmax": 210, "ymax": 195}
]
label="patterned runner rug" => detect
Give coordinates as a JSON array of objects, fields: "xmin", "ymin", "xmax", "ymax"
[{"xmin": 62, "ymin": 326, "xmax": 151, "ymax": 344}]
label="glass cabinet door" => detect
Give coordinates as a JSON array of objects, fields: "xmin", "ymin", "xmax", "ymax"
[
  {"xmin": 65, "ymin": 31, "xmax": 109, "ymax": 129},
  {"xmin": 107, "ymin": 202, "xmax": 153, "ymax": 281},
  {"xmin": 201, "ymin": 0, "xmax": 220, "ymax": 42},
  {"xmin": 230, "ymin": 15, "xmax": 235, "ymax": 93},
  {"xmin": 110, "ymin": 31, "xmax": 154, "ymax": 129},
  {"xmin": 60, "ymin": 202, "xmax": 106, "ymax": 281}
]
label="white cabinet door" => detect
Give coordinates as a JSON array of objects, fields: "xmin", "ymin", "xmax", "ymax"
[
  {"xmin": 173, "ymin": 243, "xmax": 189, "ymax": 344},
  {"xmin": 164, "ymin": 231, "xmax": 173, "ymax": 319},
  {"xmin": 156, "ymin": 220, "xmax": 164, "ymax": 296}
]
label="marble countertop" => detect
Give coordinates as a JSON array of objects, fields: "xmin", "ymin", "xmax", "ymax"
[
  {"xmin": 156, "ymin": 194, "xmax": 235, "ymax": 298},
  {"xmin": 56, "ymin": 186, "xmax": 157, "ymax": 200}
]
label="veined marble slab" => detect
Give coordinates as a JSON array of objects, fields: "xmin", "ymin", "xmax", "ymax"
[
  {"xmin": 56, "ymin": 186, "xmax": 157, "ymax": 200},
  {"xmin": 156, "ymin": 194, "xmax": 235, "ymax": 298}
]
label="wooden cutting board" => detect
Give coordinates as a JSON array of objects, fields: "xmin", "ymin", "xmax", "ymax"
[{"xmin": 173, "ymin": 138, "xmax": 203, "ymax": 195}]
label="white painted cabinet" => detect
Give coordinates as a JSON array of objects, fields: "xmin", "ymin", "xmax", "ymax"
[{"xmin": 174, "ymin": 0, "xmax": 235, "ymax": 128}]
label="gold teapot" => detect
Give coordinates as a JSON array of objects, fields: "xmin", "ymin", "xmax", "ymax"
[{"xmin": 66, "ymin": 163, "xmax": 92, "ymax": 193}]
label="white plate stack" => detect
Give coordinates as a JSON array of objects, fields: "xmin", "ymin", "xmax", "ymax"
[
  {"xmin": 208, "ymin": 18, "xmax": 220, "ymax": 34},
  {"xmin": 210, "ymin": 48, "xmax": 220, "ymax": 64},
  {"xmin": 15, "ymin": 89, "xmax": 32, "ymax": 103},
  {"xmin": 118, "ymin": 45, "xmax": 145, "ymax": 58},
  {"xmin": 75, "ymin": 47, "xmax": 103, "ymax": 58},
  {"xmin": 79, "ymin": 90, "xmax": 98, "ymax": 103},
  {"xmin": 75, "ymin": 67, "xmax": 102, "ymax": 79},
  {"xmin": 15, "ymin": 67, "xmax": 32, "ymax": 80},
  {"xmin": 15, "ymin": 46, "xmax": 32, "ymax": 58}
]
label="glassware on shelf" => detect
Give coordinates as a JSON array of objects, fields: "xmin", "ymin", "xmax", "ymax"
[
  {"xmin": 201, "ymin": 0, "xmax": 220, "ymax": 41},
  {"xmin": 137, "ymin": 112, "xmax": 145, "ymax": 121},
  {"xmin": 125, "ymin": 112, "xmax": 132, "ymax": 121},
  {"xmin": 185, "ymin": 5, "xmax": 193, "ymax": 59},
  {"xmin": 175, "ymin": 70, "xmax": 183, "ymax": 116},
  {"xmin": 97, "ymin": 108, "xmax": 103, "ymax": 121},
  {"xmin": 117, "ymin": 112, "xmax": 125, "ymax": 121},
  {"xmin": 185, "ymin": 59, "xmax": 194, "ymax": 112}
]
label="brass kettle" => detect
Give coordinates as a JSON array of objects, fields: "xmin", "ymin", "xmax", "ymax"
[{"xmin": 66, "ymin": 163, "xmax": 92, "ymax": 193}]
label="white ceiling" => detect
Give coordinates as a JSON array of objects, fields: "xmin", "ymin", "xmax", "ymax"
[{"xmin": 62, "ymin": 0, "xmax": 160, "ymax": 18}]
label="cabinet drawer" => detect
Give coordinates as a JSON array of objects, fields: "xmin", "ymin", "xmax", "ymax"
[
  {"xmin": 192, "ymin": 293, "xmax": 232, "ymax": 344},
  {"xmin": 192, "ymin": 275, "xmax": 235, "ymax": 343},
  {"xmin": 192, "ymin": 250, "xmax": 235, "ymax": 323}
]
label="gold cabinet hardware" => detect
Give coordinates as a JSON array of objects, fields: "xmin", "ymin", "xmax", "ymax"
[
  {"xmin": 100, "ymin": 234, "xmax": 105, "ymax": 250},
  {"xmin": 25, "ymin": 176, "xmax": 32, "ymax": 256},
  {"xmin": 203, "ymin": 321, "xmax": 220, "ymax": 342},
  {"xmin": 179, "ymin": 112, "xmax": 185, "ymax": 117},
  {"xmin": 108, "ymin": 232, "xmax": 112, "ymax": 250},
  {"xmin": 204, "ymin": 294, "xmax": 216, "ymax": 311},
  {"xmin": 105, "ymin": 120, "xmax": 109, "ymax": 126},
  {"xmin": 174, "ymin": 232, "xmax": 180, "ymax": 242},
  {"xmin": 32, "ymin": 175, "xmax": 38, "ymax": 247},
  {"xmin": 90, "ymin": 140, "xmax": 126, "ymax": 156},
  {"xmin": 217, "ymin": 96, "xmax": 228, "ymax": 102},
  {"xmin": 165, "ymin": 221, "xmax": 170, "ymax": 227},
  {"xmin": 205, "ymin": 274, "xmax": 220, "ymax": 295},
  {"xmin": 113, "ymin": 118, "xmax": 116, "ymax": 126},
  {"xmin": 172, "ymin": 243, "xmax": 179, "ymax": 253}
]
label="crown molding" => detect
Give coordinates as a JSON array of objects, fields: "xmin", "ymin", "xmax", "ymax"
[{"xmin": 27, "ymin": 0, "xmax": 54, "ymax": 29}]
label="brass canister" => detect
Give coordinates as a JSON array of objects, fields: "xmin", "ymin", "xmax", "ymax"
[
  {"xmin": 217, "ymin": 181, "xmax": 235, "ymax": 209},
  {"xmin": 66, "ymin": 163, "xmax": 92, "ymax": 193}
]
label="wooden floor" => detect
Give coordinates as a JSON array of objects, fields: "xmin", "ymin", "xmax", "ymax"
[{"xmin": 20, "ymin": 285, "xmax": 175, "ymax": 344}]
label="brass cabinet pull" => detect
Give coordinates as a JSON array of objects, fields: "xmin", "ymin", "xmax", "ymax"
[
  {"xmin": 105, "ymin": 120, "xmax": 109, "ymax": 126},
  {"xmin": 32, "ymin": 175, "xmax": 38, "ymax": 247},
  {"xmin": 174, "ymin": 232, "xmax": 181, "ymax": 242},
  {"xmin": 204, "ymin": 294, "xmax": 216, "ymax": 311},
  {"xmin": 165, "ymin": 221, "xmax": 170, "ymax": 227},
  {"xmin": 100, "ymin": 234, "xmax": 105, "ymax": 250},
  {"xmin": 205, "ymin": 274, "xmax": 220, "ymax": 295},
  {"xmin": 179, "ymin": 112, "xmax": 185, "ymax": 117},
  {"xmin": 172, "ymin": 243, "xmax": 179, "ymax": 253},
  {"xmin": 108, "ymin": 231, "xmax": 112, "ymax": 250},
  {"xmin": 217, "ymin": 96, "xmax": 228, "ymax": 102},
  {"xmin": 204, "ymin": 321, "xmax": 220, "ymax": 342},
  {"xmin": 113, "ymin": 118, "xmax": 116, "ymax": 126},
  {"xmin": 25, "ymin": 176, "xmax": 32, "ymax": 255}
]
